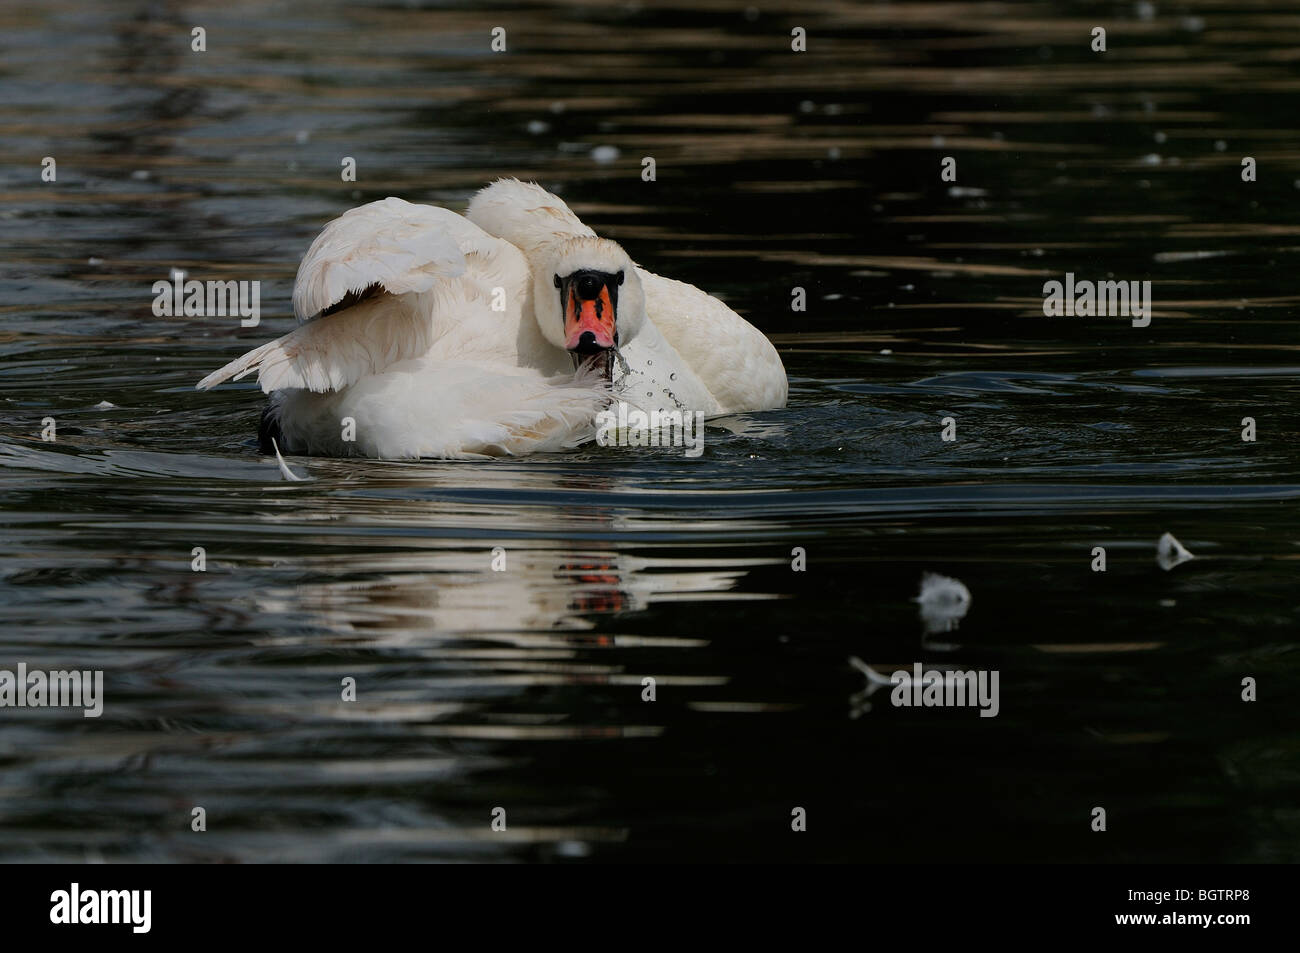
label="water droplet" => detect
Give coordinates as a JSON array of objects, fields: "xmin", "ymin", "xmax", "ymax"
[{"xmin": 669, "ymin": 373, "xmax": 676, "ymax": 381}]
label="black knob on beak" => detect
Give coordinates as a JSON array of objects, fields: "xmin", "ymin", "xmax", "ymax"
[{"xmin": 575, "ymin": 274, "xmax": 602, "ymax": 299}]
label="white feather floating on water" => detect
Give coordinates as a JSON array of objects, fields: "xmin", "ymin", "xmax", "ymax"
[
  {"xmin": 847, "ymin": 656, "xmax": 894, "ymax": 718},
  {"xmin": 272, "ymin": 439, "xmax": 308, "ymax": 482},
  {"xmin": 1156, "ymin": 532, "xmax": 1194, "ymax": 570},
  {"xmin": 915, "ymin": 572, "xmax": 972, "ymax": 634},
  {"xmin": 848, "ymin": 656, "xmax": 894, "ymax": 686}
]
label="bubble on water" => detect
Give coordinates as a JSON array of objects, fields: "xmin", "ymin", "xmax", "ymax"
[
  {"xmin": 591, "ymin": 145, "xmax": 620, "ymax": 163},
  {"xmin": 1153, "ymin": 131, "xmax": 1167, "ymax": 143},
  {"xmin": 526, "ymin": 120, "xmax": 550, "ymax": 135},
  {"xmin": 1215, "ymin": 140, "xmax": 1227, "ymax": 151},
  {"xmin": 669, "ymin": 373, "xmax": 676, "ymax": 380}
]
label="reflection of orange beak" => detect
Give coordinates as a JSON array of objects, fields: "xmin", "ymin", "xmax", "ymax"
[
  {"xmin": 564, "ymin": 283, "xmax": 617, "ymax": 352},
  {"xmin": 559, "ymin": 559, "xmax": 626, "ymax": 614}
]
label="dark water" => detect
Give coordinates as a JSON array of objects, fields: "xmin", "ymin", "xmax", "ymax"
[{"xmin": 0, "ymin": 0, "xmax": 1297, "ymax": 862}]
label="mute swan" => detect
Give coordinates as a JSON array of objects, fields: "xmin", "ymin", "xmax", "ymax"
[{"xmin": 196, "ymin": 178, "xmax": 787, "ymax": 459}]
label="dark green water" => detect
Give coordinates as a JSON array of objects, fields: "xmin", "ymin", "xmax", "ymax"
[{"xmin": 0, "ymin": 0, "xmax": 1296, "ymax": 862}]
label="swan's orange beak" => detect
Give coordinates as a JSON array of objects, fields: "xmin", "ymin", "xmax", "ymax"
[
  {"xmin": 559, "ymin": 269, "xmax": 621, "ymax": 355},
  {"xmin": 563, "ymin": 285, "xmax": 616, "ymax": 352},
  {"xmin": 558, "ymin": 269, "xmax": 622, "ymax": 383}
]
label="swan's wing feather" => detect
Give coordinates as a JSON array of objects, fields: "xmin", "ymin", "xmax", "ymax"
[
  {"xmin": 196, "ymin": 294, "xmax": 433, "ymax": 393},
  {"xmin": 291, "ymin": 197, "xmax": 471, "ymax": 322},
  {"xmin": 199, "ymin": 198, "xmax": 517, "ymax": 394}
]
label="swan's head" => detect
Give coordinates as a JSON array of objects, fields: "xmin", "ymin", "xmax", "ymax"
[{"xmin": 534, "ymin": 237, "xmax": 644, "ymax": 381}]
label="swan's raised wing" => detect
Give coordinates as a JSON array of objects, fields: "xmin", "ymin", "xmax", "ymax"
[
  {"xmin": 290, "ymin": 196, "xmax": 468, "ymax": 323},
  {"xmin": 197, "ymin": 197, "xmax": 492, "ymax": 394}
]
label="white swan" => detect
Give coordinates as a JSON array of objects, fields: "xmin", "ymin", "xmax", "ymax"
[{"xmin": 196, "ymin": 179, "xmax": 787, "ymax": 459}]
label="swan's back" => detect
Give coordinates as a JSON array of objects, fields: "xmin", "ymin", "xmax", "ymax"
[{"xmin": 466, "ymin": 179, "xmax": 595, "ymax": 257}]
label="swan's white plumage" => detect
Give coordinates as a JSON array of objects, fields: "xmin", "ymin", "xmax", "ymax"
[
  {"xmin": 197, "ymin": 179, "xmax": 787, "ymax": 459},
  {"xmin": 271, "ymin": 359, "xmax": 610, "ymax": 459},
  {"xmin": 291, "ymin": 197, "xmax": 469, "ymax": 321},
  {"xmin": 639, "ymin": 271, "xmax": 787, "ymax": 414},
  {"xmin": 465, "ymin": 178, "xmax": 595, "ymax": 255},
  {"xmin": 196, "ymin": 294, "xmax": 434, "ymax": 394}
]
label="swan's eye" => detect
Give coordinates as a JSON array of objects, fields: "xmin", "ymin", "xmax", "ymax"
[
  {"xmin": 553, "ymin": 274, "xmax": 562, "ymax": 289},
  {"xmin": 616, "ymin": 270, "xmax": 625, "ymax": 285}
]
